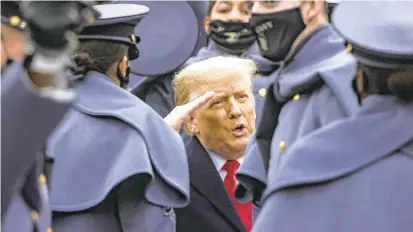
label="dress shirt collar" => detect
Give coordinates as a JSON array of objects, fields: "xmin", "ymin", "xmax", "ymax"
[{"xmin": 206, "ymin": 149, "xmax": 244, "ymax": 172}]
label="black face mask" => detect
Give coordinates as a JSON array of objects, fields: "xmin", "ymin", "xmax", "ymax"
[
  {"xmin": 209, "ymin": 20, "xmax": 256, "ymax": 53},
  {"xmin": 116, "ymin": 63, "xmax": 130, "ymax": 89},
  {"xmin": 250, "ymin": 7, "xmax": 305, "ymax": 62}
]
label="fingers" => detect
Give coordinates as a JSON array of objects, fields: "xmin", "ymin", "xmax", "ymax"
[
  {"xmin": 183, "ymin": 91, "xmax": 215, "ymax": 115},
  {"xmin": 163, "ymin": 91, "xmax": 214, "ymax": 132}
]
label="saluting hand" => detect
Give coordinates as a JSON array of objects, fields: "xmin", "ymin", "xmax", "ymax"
[{"xmin": 164, "ymin": 91, "xmax": 214, "ymax": 132}]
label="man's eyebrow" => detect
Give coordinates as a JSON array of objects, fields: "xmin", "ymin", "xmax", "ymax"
[
  {"xmin": 217, "ymin": 1, "xmax": 231, "ymax": 6},
  {"xmin": 211, "ymin": 93, "xmax": 227, "ymax": 99},
  {"xmin": 234, "ymin": 88, "xmax": 248, "ymax": 93}
]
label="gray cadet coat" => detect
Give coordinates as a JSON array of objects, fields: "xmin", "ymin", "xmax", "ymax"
[
  {"xmin": 235, "ymin": 25, "xmax": 359, "ymax": 205},
  {"xmin": 253, "ymin": 96, "xmax": 413, "ymax": 232},
  {"xmin": 1, "ymin": 62, "xmax": 73, "ymax": 232},
  {"xmin": 48, "ymin": 71, "xmax": 190, "ymax": 232}
]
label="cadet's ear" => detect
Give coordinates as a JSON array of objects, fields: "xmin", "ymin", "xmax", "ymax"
[
  {"xmin": 204, "ymin": 16, "xmax": 211, "ymax": 34},
  {"xmin": 185, "ymin": 114, "xmax": 199, "ymax": 136},
  {"xmin": 356, "ymin": 67, "xmax": 366, "ymax": 94},
  {"xmin": 119, "ymin": 56, "xmax": 129, "ymax": 77},
  {"xmin": 301, "ymin": 0, "xmax": 323, "ymax": 25}
]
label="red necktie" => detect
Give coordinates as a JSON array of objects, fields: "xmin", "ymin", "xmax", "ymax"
[{"xmin": 222, "ymin": 160, "xmax": 252, "ymax": 232}]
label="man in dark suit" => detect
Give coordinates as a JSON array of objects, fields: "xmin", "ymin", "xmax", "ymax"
[{"xmin": 173, "ymin": 56, "xmax": 257, "ymax": 232}]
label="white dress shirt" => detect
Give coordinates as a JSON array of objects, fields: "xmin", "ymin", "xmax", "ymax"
[{"xmin": 206, "ymin": 150, "xmax": 244, "ymax": 181}]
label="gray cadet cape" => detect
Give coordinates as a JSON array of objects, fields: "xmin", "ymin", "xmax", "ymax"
[
  {"xmin": 48, "ymin": 71, "xmax": 190, "ymax": 232},
  {"xmin": 252, "ymin": 1, "xmax": 413, "ymax": 230},
  {"xmin": 235, "ymin": 25, "xmax": 359, "ymax": 204},
  {"xmin": 253, "ymin": 96, "xmax": 413, "ymax": 232},
  {"xmin": 1, "ymin": 62, "xmax": 73, "ymax": 232}
]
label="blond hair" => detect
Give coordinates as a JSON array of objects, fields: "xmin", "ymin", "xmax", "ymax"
[{"xmin": 173, "ymin": 56, "xmax": 257, "ymax": 107}]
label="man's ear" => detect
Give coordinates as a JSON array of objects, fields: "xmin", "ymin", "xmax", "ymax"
[
  {"xmin": 204, "ymin": 16, "xmax": 211, "ymax": 34},
  {"xmin": 185, "ymin": 114, "xmax": 199, "ymax": 135},
  {"xmin": 119, "ymin": 55, "xmax": 128, "ymax": 77}
]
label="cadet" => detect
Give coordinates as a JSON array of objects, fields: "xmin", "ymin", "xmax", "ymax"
[
  {"xmin": 253, "ymin": 2, "xmax": 413, "ymax": 231},
  {"xmin": 132, "ymin": 0, "xmax": 279, "ymax": 125},
  {"xmin": 235, "ymin": 0, "xmax": 359, "ymax": 205},
  {"xmin": 48, "ymin": 3, "xmax": 212, "ymax": 232},
  {"xmin": 1, "ymin": 2, "xmax": 98, "ymax": 232}
]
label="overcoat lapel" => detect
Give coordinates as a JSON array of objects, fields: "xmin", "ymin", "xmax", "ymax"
[{"xmin": 186, "ymin": 137, "xmax": 245, "ymax": 232}]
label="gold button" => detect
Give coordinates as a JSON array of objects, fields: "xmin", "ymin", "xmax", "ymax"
[
  {"xmin": 293, "ymin": 94, "xmax": 300, "ymax": 101},
  {"xmin": 46, "ymin": 227, "xmax": 53, "ymax": 232},
  {"xmin": 255, "ymin": 73, "xmax": 263, "ymax": 78},
  {"xmin": 9, "ymin": 16, "xmax": 21, "ymax": 26},
  {"xmin": 31, "ymin": 210, "xmax": 39, "ymax": 221},
  {"xmin": 279, "ymin": 141, "xmax": 286, "ymax": 152},
  {"xmin": 131, "ymin": 34, "xmax": 136, "ymax": 42},
  {"xmin": 347, "ymin": 43, "xmax": 353, "ymax": 53},
  {"xmin": 39, "ymin": 174, "xmax": 47, "ymax": 185},
  {"xmin": 258, "ymin": 88, "xmax": 267, "ymax": 97}
]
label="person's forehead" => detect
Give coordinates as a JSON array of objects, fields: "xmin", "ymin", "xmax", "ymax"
[
  {"xmin": 189, "ymin": 77, "xmax": 251, "ymax": 102},
  {"xmin": 252, "ymin": 0, "xmax": 301, "ymax": 14},
  {"xmin": 214, "ymin": 0, "xmax": 252, "ymax": 8},
  {"xmin": 198, "ymin": 75, "xmax": 251, "ymax": 93}
]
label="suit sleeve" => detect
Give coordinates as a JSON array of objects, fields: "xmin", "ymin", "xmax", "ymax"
[{"xmin": 1, "ymin": 62, "xmax": 74, "ymax": 215}]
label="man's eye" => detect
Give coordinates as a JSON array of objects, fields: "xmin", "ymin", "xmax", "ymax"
[
  {"xmin": 238, "ymin": 94, "xmax": 248, "ymax": 99},
  {"xmin": 212, "ymin": 100, "xmax": 225, "ymax": 106},
  {"xmin": 216, "ymin": 6, "xmax": 230, "ymax": 13},
  {"xmin": 263, "ymin": 1, "xmax": 279, "ymax": 7},
  {"xmin": 217, "ymin": 9, "xmax": 229, "ymax": 13}
]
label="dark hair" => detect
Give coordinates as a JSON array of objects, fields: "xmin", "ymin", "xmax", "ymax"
[
  {"xmin": 71, "ymin": 40, "xmax": 128, "ymax": 75},
  {"xmin": 388, "ymin": 68, "xmax": 413, "ymax": 102},
  {"xmin": 207, "ymin": 0, "xmax": 217, "ymax": 16},
  {"xmin": 358, "ymin": 64, "xmax": 413, "ymax": 103}
]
